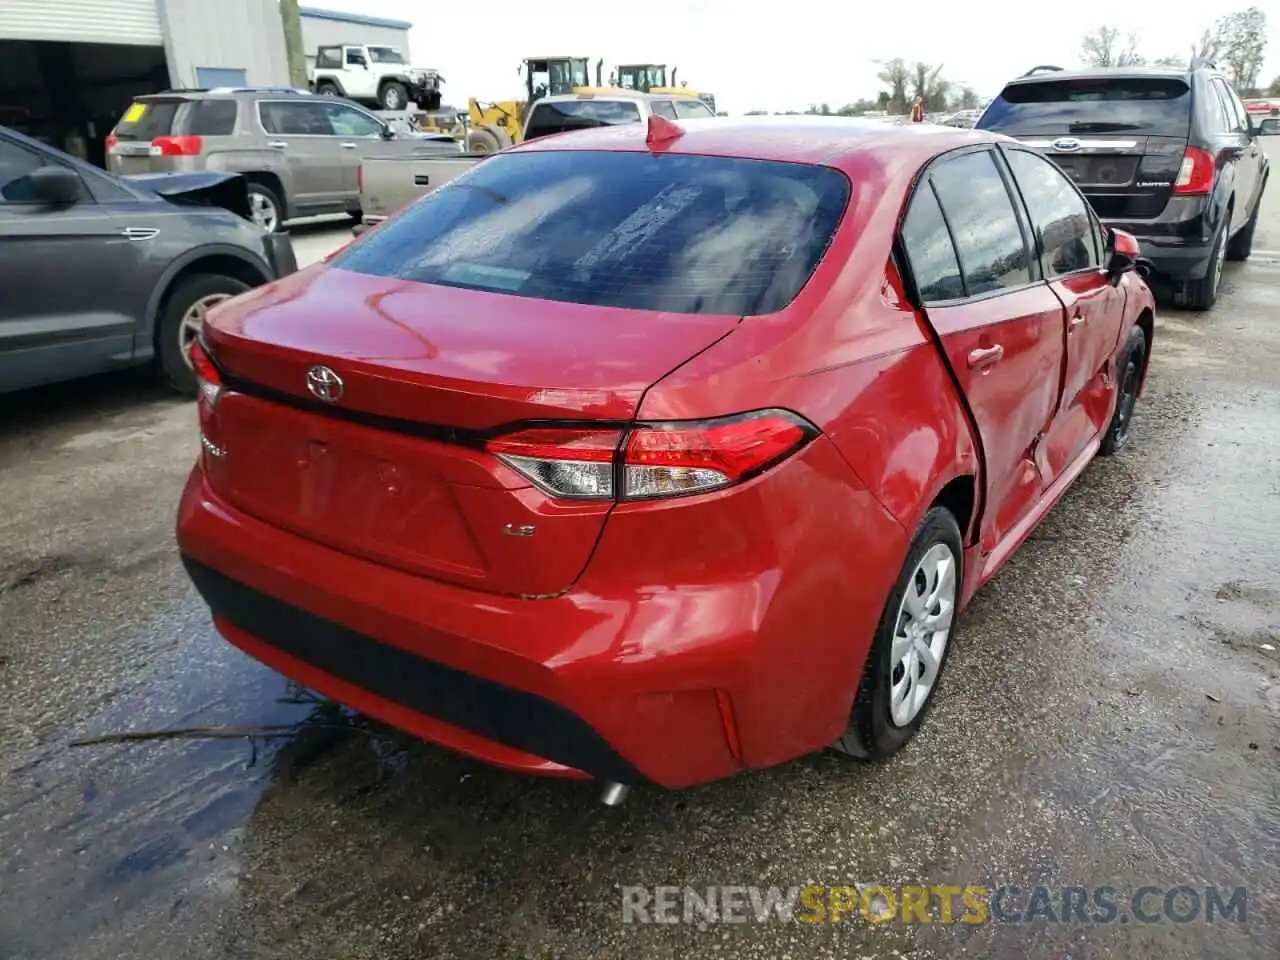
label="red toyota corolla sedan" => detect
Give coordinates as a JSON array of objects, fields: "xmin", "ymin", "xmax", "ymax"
[{"xmin": 177, "ymin": 116, "xmax": 1154, "ymax": 792}]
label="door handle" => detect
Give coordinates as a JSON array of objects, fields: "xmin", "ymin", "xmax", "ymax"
[
  {"xmin": 967, "ymin": 345, "xmax": 1004, "ymax": 371},
  {"xmin": 340, "ymin": 141, "xmax": 357, "ymax": 149},
  {"xmin": 267, "ymin": 141, "xmax": 287, "ymax": 149},
  {"xmin": 1069, "ymin": 312, "xmax": 1086, "ymax": 330}
]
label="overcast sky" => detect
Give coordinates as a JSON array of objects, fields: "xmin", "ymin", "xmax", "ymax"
[{"xmin": 312, "ymin": 0, "xmax": 1280, "ymax": 115}]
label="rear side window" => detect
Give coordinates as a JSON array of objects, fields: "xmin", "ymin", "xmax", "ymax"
[
  {"xmin": 335, "ymin": 150, "xmax": 850, "ymax": 316},
  {"xmin": 900, "ymin": 184, "xmax": 964, "ymax": 302},
  {"xmin": 524, "ymin": 100, "xmax": 642, "ymax": 140},
  {"xmin": 316, "ymin": 47, "xmax": 341, "ymax": 69},
  {"xmin": 112, "ymin": 99, "xmax": 182, "ymax": 140},
  {"xmin": 978, "ymin": 78, "xmax": 1192, "ymax": 137},
  {"xmin": 929, "ymin": 151, "xmax": 1032, "ymax": 296},
  {"xmin": 1003, "ymin": 149, "xmax": 1098, "ymax": 275},
  {"xmin": 673, "ymin": 99, "xmax": 715, "ymax": 120},
  {"xmin": 185, "ymin": 99, "xmax": 238, "ymax": 136}
]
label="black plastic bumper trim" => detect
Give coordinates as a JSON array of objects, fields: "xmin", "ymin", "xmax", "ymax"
[{"xmin": 182, "ymin": 557, "xmax": 645, "ymax": 784}]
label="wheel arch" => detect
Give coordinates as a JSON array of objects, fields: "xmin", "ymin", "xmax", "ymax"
[
  {"xmin": 1133, "ymin": 306, "xmax": 1154, "ymax": 398},
  {"xmin": 313, "ymin": 75, "xmax": 347, "ymax": 97},
  {"xmin": 238, "ymin": 171, "xmax": 289, "ymax": 220},
  {"xmin": 146, "ymin": 246, "xmax": 272, "ymax": 354}
]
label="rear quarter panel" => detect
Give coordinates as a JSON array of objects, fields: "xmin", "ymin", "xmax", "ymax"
[{"xmin": 202, "ymin": 142, "xmax": 296, "ymax": 214}]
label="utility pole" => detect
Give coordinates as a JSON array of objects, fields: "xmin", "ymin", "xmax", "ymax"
[{"xmin": 279, "ymin": 0, "xmax": 309, "ymax": 88}]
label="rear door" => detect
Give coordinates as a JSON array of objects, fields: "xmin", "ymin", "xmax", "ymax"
[
  {"xmin": 1214, "ymin": 78, "xmax": 1261, "ymax": 230},
  {"xmin": 899, "ymin": 147, "xmax": 1067, "ymax": 556},
  {"xmin": 319, "ymin": 100, "xmax": 393, "ymax": 194},
  {"xmin": 1002, "ymin": 145, "xmax": 1125, "ymax": 473},
  {"xmin": 978, "ymin": 76, "xmax": 1193, "ymax": 222},
  {"xmin": 256, "ymin": 100, "xmax": 348, "ymax": 209},
  {"xmin": 0, "ymin": 135, "xmax": 146, "ymax": 391}
]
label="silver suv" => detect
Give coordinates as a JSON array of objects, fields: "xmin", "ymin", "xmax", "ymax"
[{"xmin": 106, "ymin": 86, "xmax": 457, "ymax": 232}]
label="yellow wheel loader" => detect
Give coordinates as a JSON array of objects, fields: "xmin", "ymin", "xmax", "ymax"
[
  {"xmin": 463, "ymin": 56, "xmax": 602, "ymax": 154},
  {"xmin": 613, "ymin": 63, "xmax": 717, "ymax": 114}
]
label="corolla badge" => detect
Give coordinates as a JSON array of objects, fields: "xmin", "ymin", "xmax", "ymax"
[
  {"xmin": 306, "ymin": 365, "xmax": 344, "ymax": 403},
  {"xmin": 1052, "ymin": 137, "xmax": 1082, "ymax": 151}
]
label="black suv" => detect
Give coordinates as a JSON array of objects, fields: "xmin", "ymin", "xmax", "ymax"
[{"xmin": 977, "ymin": 63, "xmax": 1269, "ymax": 309}]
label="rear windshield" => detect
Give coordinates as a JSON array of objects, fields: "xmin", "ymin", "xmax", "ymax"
[
  {"xmin": 112, "ymin": 99, "xmax": 183, "ymax": 140},
  {"xmin": 524, "ymin": 100, "xmax": 642, "ymax": 141},
  {"xmin": 978, "ymin": 77, "xmax": 1192, "ymax": 136},
  {"xmin": 334, "ymin": 150, "xmax": 849, "ymax": 315}
]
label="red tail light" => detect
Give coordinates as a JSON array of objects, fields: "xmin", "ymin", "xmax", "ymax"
[
  {"xmin": 190, "ymin": 340, "xmax": 222, "ymax": 406},
  {"xmin": 485, "ymin": 410, "xmax": 817, "ymax": 501},
  {"xmin": 149, "ymin": 135, "xmax": 204, "ymax": 157},
  {"xmin": 1173, "ymin": 146, "xmax": 1214, "ymax": 196},
  {"xmin": 105, "ymin": 132, "xmax": 119, "ymax": 152}
]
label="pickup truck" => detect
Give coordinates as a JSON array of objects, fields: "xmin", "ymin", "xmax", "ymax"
[{"xmin": 354, "ymin": 91, "xmax": 708, "ymax": 232}]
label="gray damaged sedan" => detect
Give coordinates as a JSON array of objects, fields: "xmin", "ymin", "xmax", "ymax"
[{"xmin": 0, "ymin": 125, "xmax": 296, "ymax": 397}]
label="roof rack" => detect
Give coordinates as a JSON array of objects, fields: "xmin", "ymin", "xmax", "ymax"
[
  {"xmin": 208, "ymin": 85, "xmax": 312, "ymax": 95},
  {"xmin": 1019, "ymin": 65, "xmax": 1064, "ymax": 78}
]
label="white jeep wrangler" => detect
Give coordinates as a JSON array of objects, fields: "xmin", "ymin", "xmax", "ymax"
[{"xmin": 311, "ymin": 44, "xmax": 444, "ymax": 112}]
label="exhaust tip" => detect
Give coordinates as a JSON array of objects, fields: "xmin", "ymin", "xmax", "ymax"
[{"xmin": 599, "ymin": 782, "xmax": 630, "ymax": 807}]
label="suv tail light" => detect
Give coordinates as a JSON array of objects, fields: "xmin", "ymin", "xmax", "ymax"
[
  {"xmin": 1173, "ymin": 146, "xmax": 1214, "ymax": 195},
  {"xmin": 485, "ymin": 410, "xmax": 817, "ymax": 501},
  {"xmin": 190, "ymin": 340, "xmax": 222, "ymax": 406},
  {"xmin": 105, "ymin": 132, "xmax": 119, "ymax": 152},
  {"xmin": 150, "ymin": 135, "xmax": 204, "ymax": 157}
]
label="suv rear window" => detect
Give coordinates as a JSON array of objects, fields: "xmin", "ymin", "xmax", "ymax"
[
  {"xmin": 335, "ymin": 150, "xmax": 849, "ymax": 316},
  {"xmin": 112, "ymin": 99, "xmax": 183, "ymax": 141},
  {"xmin": 524, "ymin": 100, "xmax": 642, "ymax": 141},
  {"xmin": 978, "ymin": 77, "xmax": 1192, "ymax": 136}
]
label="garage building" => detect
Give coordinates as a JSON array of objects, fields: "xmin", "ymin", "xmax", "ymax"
[
  {"xmin": 0, "ymin": 0, "xmax": 290, "ymax": 167},
  {"xmin": 298, "ymin": 7, "xmax": 413, "ymax": 76}
]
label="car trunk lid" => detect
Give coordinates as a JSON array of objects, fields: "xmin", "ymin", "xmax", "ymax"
[
  {"xmin": 199, "ymin": 266, "xmax": 741, "ymax": 597},
  {"xmin": 1015, "ymin": 134, "xmax": 1188, "ymax": 219}
]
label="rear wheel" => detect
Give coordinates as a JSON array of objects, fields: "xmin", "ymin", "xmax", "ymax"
[
  {"xmin": 1098, "ymin": 324, "xmax": 1147, "ymax": 456},
  {"xmin": 315, "ymin": 81, "xmax": 342, "ymax": 98},
  {"xmin": 379, "ymin": 81, "xmax": 409, "ymax": 111},
  {"xmin": 1181, "ymin": 220, "xmax": 1226, "ymax": 311},
  {"xmin": 465, "ymin": 127, "xmax": 502, "ymax": 154},
  {"xmin": 246, "ymin": 182, "xmax": 283, "ymax": 233},
  {"xmin": 157, "ymin": 274, "xmax": 251, "ymax": 396},
  {"xmin": 833, "ymin": 507, "xmax": 963, "ymax": 760}
]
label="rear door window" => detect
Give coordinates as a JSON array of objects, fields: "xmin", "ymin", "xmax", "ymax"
[
  {"xmin": 928, "ymin": 150, "xmax": 1032, "ymax": 295},
  {"xmin": 335, "ymin": 150, "xmax": 850, "ymax": 316},
  {"xmin": 1214, "ymin": 79, "xmax": 1248, "ymax": 133},
  {"xmin": 259, "ymin": 101, "xmax": 334, "ymax": 136},
  {"xmin": 978, "ymin": 78, "xmax": 1192, "ymax": 137},
  {"xmin": 1003, "ymin": 148, "xmax": 1098, "ymax": 275},
  {"xmin": 524, "ymin": 100, "xmax": 642, "ymax": 140},
  {"xmin": 900, "ymin": 183, "xmax": 965, "ymax": 302},
  {"xmin": 112, "ymin": 99, "xmax": 182, "ymax": 140}
]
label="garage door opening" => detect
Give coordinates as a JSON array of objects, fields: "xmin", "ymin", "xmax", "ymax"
[{"xmin": 0, "ymin": 40, "xmax": 169, "ymax": 168}]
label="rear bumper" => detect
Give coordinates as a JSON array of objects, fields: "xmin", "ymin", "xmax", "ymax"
[
  {"xmin": 175, "ymin": 434, "xmax": 904, "ymax": 788},
  {"xmin": 1130, "ymin": 236, "xmax": 1214, "ymax": 282}
]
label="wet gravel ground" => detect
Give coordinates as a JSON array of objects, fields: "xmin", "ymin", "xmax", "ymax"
[{"xmin": 2, "ymin": 201, "xmax": 1279, "ymax": 960}]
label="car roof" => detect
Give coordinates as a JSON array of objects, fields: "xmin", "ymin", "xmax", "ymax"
[
  {"xmin": 138, "ymin": 87, "xmax": 314, "ymax": 101},
  {"xmin": 535, "ymin": 91, "xmax": 683, "ymax": 104},
  {"xmin": 513, "ymin": 114, "xmax": 1001, "ymax": 168}
]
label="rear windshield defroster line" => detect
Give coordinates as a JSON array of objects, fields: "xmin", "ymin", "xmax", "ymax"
[{"xmin": 333, "ymin": 150, "xmax": 851, "ymax": 316}]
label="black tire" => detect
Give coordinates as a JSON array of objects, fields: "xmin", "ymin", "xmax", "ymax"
[
  {"xmin": 1182, "ymin": 218, "xmax": 1227, "ymax": 311},
  {"xmin": 246, "ymin": 181, "xmax": 284, "ymax": 234},
  {"xmin": 315, "ymin": 81, "xmax": 342, "ymax": 98},
  {"xmin": 157, "ymin": 274, "xmax": 251, "ymax": 397},
  {"xmin": 379, "ymin": 81, "xmax": 409, "ymax": 111},
  {"xmin": 347, "ymin": 207, "xmax": 363, "ymax": 224},
  {"xmin": 1098, "ymin": 324, "xmax": 1147, "ymax": 456},
  {"xmin": 833, "ymin": 507, "xmax": 964, "ymax": 761},
  {"xmin": 465, "ymin": 127, "xmax": 502, "ymax": 154},
  {"xmin": 1225, "ymin": 200, "xmax": 1259, "ymax": 262}
]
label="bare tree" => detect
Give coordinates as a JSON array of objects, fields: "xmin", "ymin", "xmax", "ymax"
[
  {"xmin": 1213, "ymin": 7, "xmax": 1268, "ymax": 92},
  {"xmin": 1080, "ymin": 26, "xmax": 1146, "ymax": 66},
  {"xmin": 911, "ymin": 62, "xmax": 949, "ymax": 112},
  {"xmin": 876, "ymin": 58, "xmax": 910, "ymax": 114}
]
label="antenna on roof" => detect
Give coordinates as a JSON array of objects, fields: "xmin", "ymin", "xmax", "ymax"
[{"xmin": 645, "ymin": 114, "xmax": 683, "ymax": 147}]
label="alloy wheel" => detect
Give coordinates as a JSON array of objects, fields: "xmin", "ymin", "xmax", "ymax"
[
  {"xmin": 889, "ymin": 543, "xmax": 957, "ymax": 727},
  {"xmin": 250, "ymin": 191, "xmax": 278, "ymax": 232},
  {"xmin": 179, "ymin": 294, "xmax": 233, "ymax": 368}
]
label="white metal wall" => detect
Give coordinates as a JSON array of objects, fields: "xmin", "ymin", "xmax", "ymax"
[
  {"xmin": 0, "ymin": 0, "xmax": 162, "ymax": 46},
  {"xmin": 157, "ymin": 0, "xmax": 289, "ymax": 88}
]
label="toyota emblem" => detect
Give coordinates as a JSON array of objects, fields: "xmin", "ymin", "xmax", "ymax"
[
  {"xmin": 306, "ymin": 365, "xmax": 344, "ymax": 403},
  {"xmin": 1051, "ymin": 137, "xmax": 1082, "ymax": 152}
]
